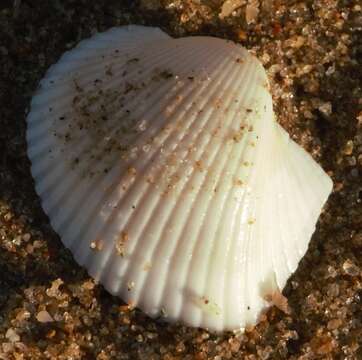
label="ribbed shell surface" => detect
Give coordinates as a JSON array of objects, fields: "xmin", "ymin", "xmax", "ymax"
[{"xmin": 26, "ymin": 25, "xmax": 333, "ymax": 332}]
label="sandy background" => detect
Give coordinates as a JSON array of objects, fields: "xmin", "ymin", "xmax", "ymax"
[{"xmin": 0, "ymin": 0, "xmax": 361, "ymax": 359}]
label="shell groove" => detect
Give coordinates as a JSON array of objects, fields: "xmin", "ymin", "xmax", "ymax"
[{"xmin": 27, "ymin": 25, "xmax": 333, "ymax": 332}]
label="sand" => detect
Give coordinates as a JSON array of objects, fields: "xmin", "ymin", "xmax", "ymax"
[{"xmin": 0, "ymin": 0, "xmax": 361, "ymax": 359}]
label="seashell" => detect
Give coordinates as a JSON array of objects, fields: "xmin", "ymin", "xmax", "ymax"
[{"xmin": 26, "ymin": 25, "xmax": 333, "ymax": 332}]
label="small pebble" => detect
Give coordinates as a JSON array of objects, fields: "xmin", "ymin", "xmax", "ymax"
[
  {"xmin": 36, "ymin": 310, "xmax": 54, "ymax": 323},
  {"xmin": 342, "ymin": 260, "xmax": 360, "ymax": 277},
  {"xmin": 318, "ymin": 102, "xmax": 332, "ymax": 116},
  {"xmin": 5, "ymin": 328, "xmax": 20, "ymax": 343},
  {"xmin": 327, "ymin": 318, "xmax": 342, "ymax": 330},
  {"xmin": 22, "ymin": 233, "xmax": 31, "ymax": 242}
]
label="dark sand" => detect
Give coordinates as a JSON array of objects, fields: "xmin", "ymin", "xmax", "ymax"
[{"xmin": 0, "ymin": 0, "xmax": 361, "ymax": 359}]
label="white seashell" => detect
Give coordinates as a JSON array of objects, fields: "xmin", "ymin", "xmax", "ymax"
[{"xmin": 26, "ymin": 25, "xmax": 333, "ymax": 332}]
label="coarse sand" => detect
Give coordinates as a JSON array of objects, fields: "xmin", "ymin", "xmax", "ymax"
[{"xmin": 0, "ymin": 1, "xmax": 361, "ymax": 359}]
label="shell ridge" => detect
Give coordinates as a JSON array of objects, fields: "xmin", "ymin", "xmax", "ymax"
[
  {"xmin": 176, "ymin": 138, "xmax": 236, "ymax": 327},
  {"xmin": 223, "ymin": 90, "xmax": 273, "ymax": 328},
  {"xmin": 247, "ymin": 114, "xmax": 278, "ymax": 325},
  {"xmin": 158, "ymin": 57, "xmax": 255, "ymax": 324},
  {"xmin": 201, "ymin": 139, "xmax": 249, "ymax": 330},
  {"xmin": 41, "ymin": 37, "xmax": 173, "ymax": 89},
  {"xmin": 37, "ymin": 26, "xmax": 170, "ymax": 83},
  {"xmin": 176, "ymin": 60, "xmax": 257, "ymax": 329},
  {"xmin": 80, "ymin": 44, "xmax": 232, "ymax": 286},
  {"xmin": 131, "ymin": 66, "xmax": 247, "ymax": 319},
  {"xmin": 37, "ymin": 38, "xmax": 175, "ymax": 100},
  {"xmin": 27, "ymin": 39, "xmax": 183, "ymax": 151},
  {"xmin": 71, "ymin": 44, "xmax": 226, "ymax": 264},
  {"xmin": 228, "ymin": 102, "xmax": 274, "ymax": 326},
  {"xmin": 65, "ymin": 43, "xmax": 226, "ymax": 268},
  {"xmin": 171, "ymin": 59, "xmax": 256, "ymax": 326},
  {"xmin": 35, "ymin": 43, "xmax": 209, "ymax": 240},
  {"xmin": 204, "ymin": 62, "xmax": 266, "ymax": 330},
  {"xmin": 199, "ymin": 63, "xmax": 261, "ymax": 330},
  {"xmin": 139, "ymin": 130, "xmax": 235, "ymax": 317},
  {"xmin": 114, "ymin": 51, "xmax": 248, "ymax": 309},
  {"xmin": 33, "ymin": 40, "xmax": 187, "ymax": 183}
]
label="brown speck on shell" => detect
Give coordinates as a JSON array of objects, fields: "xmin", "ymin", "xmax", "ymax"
[
  {"xmin": 234, "ymin": 178, "xmax": 243, "ymax": 186},
  {"xmin": 73, "ymin": 78, "xmax": 83, "ymax": 92},
  {"xmin": 126, "ymin": 57, "xmax": 140, "ymax": 64},
  {"xmin": 159, "ymin": 70, "xmax": 173, "ymax": 79},
  {"xmin": 90, "ymin": 239, "xmax": 103, "ymax": 251},
  {"xmin": 116, "ymin": 231, "xmax": 129, "ymax": 256},
  {"xmin": 127, "ymin": 281, "xmax": 135, "ymax": 291},
  {"xmin": 194, "ymin": 160, "xmax": 204, "ymax": 171},
  {"xmin": 127, "ymin": 167, "xmax": 137, "ymax": 176},
  {"xmin": 105, "ymin": 65, "xmax": 113, "ymax": 76}
]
